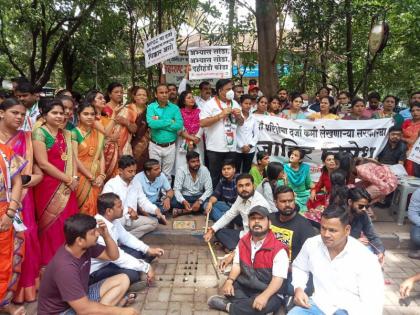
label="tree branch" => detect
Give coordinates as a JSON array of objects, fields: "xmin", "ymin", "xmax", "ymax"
[
  {"xmin": 0, "ymin": 14, "xmax": 25, "ymax": 77},
  {"xmin": 236, "ymin": 0, "xmax": 256, "ymax": 16}
]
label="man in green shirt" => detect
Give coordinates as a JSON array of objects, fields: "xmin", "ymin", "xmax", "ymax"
[{"xmin": 146, "ymin": 84, "xmax": 183, "ymax": 183}]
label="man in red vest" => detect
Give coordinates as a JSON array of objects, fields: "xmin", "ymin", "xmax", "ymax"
[{"xmin": 207, "ymin": 206, "xmax": 289, "ymax": 314}]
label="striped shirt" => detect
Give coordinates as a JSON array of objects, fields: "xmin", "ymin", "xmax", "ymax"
[{"xmin": 174, "ymin": 165, "xmax": 213, "ymax": 203}]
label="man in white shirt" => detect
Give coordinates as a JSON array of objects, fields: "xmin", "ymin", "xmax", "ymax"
[
  {"xmin": 15, "ymin": 82, "xmax": 39, "ymax": 131},
  {"xmin": 200, "ymin": 79, "xmax": 244, "ymax": 187},
  {"xmin": 90, "ymin": 193, "xmax": 164, "ymax": 285},
  {"xmin": 235, "ymin": 94, "xmax": 259, "ymax": 173},
  {"xmin": 177, "ymin": 67, "xmax": 213, "ymax": 109},
  {"xmin": 203, "ymin": 173, "xmax": 271, "ymax": 250},
  {"xmin": 289, "ymin": 205, "xmax": 384, "ymax": 315},
  {"xmin": 208, "ymin": 206, "xmax": 289, "ymax": 314},
  {"xmin": 102, "ymin": 155, "xmax": 162, "ymax": 238}
]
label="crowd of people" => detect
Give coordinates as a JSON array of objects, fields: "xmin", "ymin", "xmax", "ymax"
[{"xmin": 0, "ymin": 73, "xmax": 419, "ymax": 315}]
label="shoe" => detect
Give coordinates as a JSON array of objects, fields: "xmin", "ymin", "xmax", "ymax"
[
  {"xmin": 207, "ymin": 295, "xmax": 229, "ymax": 312},
  {"xmin": 408, "ymin": 250, "xmax": 420, "ymax": 260}
]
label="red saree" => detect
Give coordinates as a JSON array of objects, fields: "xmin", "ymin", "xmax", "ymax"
[
  {"xmin": 103, "ymin": 104, "xmax": 137, "ymax": 180},
  {"xmin": 0, "ymin": 143, "xmax": 26, "ymax": 307},
  {"xmin": 7, "ymin": 131, "xmax": 41, "ymax": 303},
  {"xmin": 33, "ymin": 129, "xmax": 79, "ymax": 266}
]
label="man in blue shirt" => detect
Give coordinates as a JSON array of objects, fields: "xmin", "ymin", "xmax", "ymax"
[
  {"xmin": 408, "ymin": 188, "xmax": 420, "ymax": 259},
  {"xmin": 132, "ymin": 159, "xmax": 174, "ymax": 215},
  {"xmin": 146, "ymin": 84, "xmax": 183, "ymax": 183}
]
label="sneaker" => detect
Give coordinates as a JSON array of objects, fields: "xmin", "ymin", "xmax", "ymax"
[
  {"xmin": 207, "ymin": 295, "xmax": 229, "ymax": 312},
  {"xmin": 408, "ymin": 250, "xmax": 420, "ymax": 260}
]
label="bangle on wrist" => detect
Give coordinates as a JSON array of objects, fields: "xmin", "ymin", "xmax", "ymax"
[
  {"xmin": 5, "ymin": 212, "xmax": 14, "ymax": 220},
  {"xmin": 11, "ymin": 198, "xmax": 22, "ymax": 209},
  {"xmin": 7, "ymin": 207, "xmax": 16, "ymax": 213},
  {"xmin": 227, "ymin": 277, "xmax": 235, "ymax": 283}
]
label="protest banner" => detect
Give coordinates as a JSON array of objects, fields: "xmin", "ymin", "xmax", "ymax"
[
  {"xmin": 188, "ymin": 46, "xmax": 232, "ymax": 80},
  {"xmin": 255, "ymin": 115, "xmax": 393, "ymax": 180},
  {"xmin": 164, "ymin": 56, "xmax": 218, "ymax": 86},
  {"xmin": 408, "ymin": 137, "xmax": 420, "ymax": 164},
  {"xmin": 144, "ymin": 29, "xmax": 178, "ymax": 68}
]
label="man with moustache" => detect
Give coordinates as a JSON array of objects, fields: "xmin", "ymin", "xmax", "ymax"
[
  {"xmin": 14, "ymin": 82, "xmax": 39, "ymax": 131},
  {"xmin": 269, "ymin": 186, "xmax": 316, "ymax": 303},
  {"xmin": 178, "ymin": 65, "xmax": 213, "ymax": 109},
  {"xmin": 288, "ymin": 205, "xmax": 384, "ymax": 315},
  {"xmin": 204, "ymin": 173, "xmax": 270, "ymax": 251},
  {"xmin": 207, "ymin": 206, "xmax": 289, "ymax": 314}
]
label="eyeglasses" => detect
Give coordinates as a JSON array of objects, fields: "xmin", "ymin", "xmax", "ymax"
[{"xmin": 357, "ymin": 204, "xmax": 369, "ymax": 210}]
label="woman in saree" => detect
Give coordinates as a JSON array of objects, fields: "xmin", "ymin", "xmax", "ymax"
[
  {"xmin": 0, "ymin": 141, "xmax": 25, "ymax": 315},
  {"xmin": 130, "ymin": 86, "xmax": 150, "ymax": 172},
  {"xmin": 32, "ymin": 99, "xmax": 79, "ymax": 267},
  {"xmin": 402, "ymin": 102, "xmax": 420, "ymax": 176},
  {"xmin": 72, "ymin": 102, "xmax": 105, "ymax": 216},
  {"xmin": 284, "ymin": 148, "xmax": 314, "ymax": 212},
  {"xmin": 0, "ymin": 99, "xmax": 43, "ymax": 305},
  {"xmin": 280, "ymin": 93, "xmax": 307, "ymax": 120},
  {"xmin": 103, "ymin": 82, "xmax": 138, "ymax": 180}
]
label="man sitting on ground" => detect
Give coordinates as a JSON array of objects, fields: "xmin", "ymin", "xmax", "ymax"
[
  {"xmin": 208, "ymin": 206, "xmax": 289, "ymax": 314},
  {"xmin": 172, "ymin": 151, "xmax": 213, "ymax": 217},
  {"xmin": 288, "ymin": 205, "xmax": 384, "ymax": 315},
  {"xmin": 132, "ymin": 159, "xmax": 174, "ymax": 216},
  {"xmin": 102, "ymin": 155, "xmax": 163, "ymax": 237},
  {"xmin": 204, "ymin": 173, "xmax": 270, "ymax": 251},
  {"xmin": 37, "ymin": 214, "xmax": 139, "ymax": 315},
  {"xmin": 204, "ymin": 159, "xmax": 240, "ymax": 222},
  {"xmin": 90, "ymin": 193, "xmax": 164, "ymax": 286}
]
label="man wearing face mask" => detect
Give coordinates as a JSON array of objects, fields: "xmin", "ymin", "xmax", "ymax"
[{"xmin": 200, "ymin": 79, "xmax": 244, "ymax": 187}]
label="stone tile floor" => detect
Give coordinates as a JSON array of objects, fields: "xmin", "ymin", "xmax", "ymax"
[{"xmin": 20, "ymin": 244, "xmax": 420, "ymax": 315}]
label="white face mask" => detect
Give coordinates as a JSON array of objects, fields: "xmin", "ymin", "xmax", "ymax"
[
  {"xmin": 226, "ymin": 89, "xmax": 235, "ymax": 100},
  {"xmin": 303, "ymin": 100, "xmax": 309, "ymax": 107}
]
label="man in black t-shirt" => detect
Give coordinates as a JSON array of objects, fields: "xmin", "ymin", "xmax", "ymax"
[
  {"xmin": 377, "ymin": 126, "xmax": 407, "ymax": 165},
  {"xmin": 269, "ymin": 186, "xmax": 317, "ymax": 300},
  {"xmin": 37, "ymin": 214, "xmax": 139, "ymax": 315}
]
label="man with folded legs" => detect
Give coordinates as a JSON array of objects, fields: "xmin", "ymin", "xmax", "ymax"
[
  {"xmin": 208, "ymin": 206, "xmax": 289, "ymax": 314},
  {"xmin": 90, "ymin": 193, "xmax": 164, "ymax": 286},
  {"xmin": 288, "ymin": 205, "xmax": 384, "ymax": 315},
  {"xmin": 37, "ymin": 214, "xmax": 139, "ymax": 315}
]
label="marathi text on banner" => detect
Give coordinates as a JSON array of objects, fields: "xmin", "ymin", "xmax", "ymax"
[
  {"xmin": 144, "ymin": 29, "xmax": 178, "ymax": 68},
  {"xmin": 164, "ymin": 56, "xmax": 218, "ymax": 86},
  {"xmin": 188, "ymin": 46, "xmax": 232, "ymax": 80},
  {"xmin": 408, "ymin": 137, "xmax": 420, "ymax": 164},
  {"xmin": 255, "ymin": 115, "xmax": 393, "ymax": 180}
]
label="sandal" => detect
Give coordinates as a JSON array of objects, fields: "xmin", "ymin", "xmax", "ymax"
[
  {"xmin": 172, "ymin": 208, "xmax": 190, "ymax": 218},
  {"xmin": 120, "ymin": 292, "xmax": 137, "ymax": 307}
]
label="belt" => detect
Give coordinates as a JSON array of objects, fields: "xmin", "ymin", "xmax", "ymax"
[{"xmin": 151, "ymin": 140, "xmax": 175, "ymax": 147}]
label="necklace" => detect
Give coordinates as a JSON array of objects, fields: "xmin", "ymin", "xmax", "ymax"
[{"xmin": 44, "ymin": 125, "xmax": 68, "ymax": 161}]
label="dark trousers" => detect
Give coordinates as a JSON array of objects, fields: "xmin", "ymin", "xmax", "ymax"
[
  {"xmin": 215, "ymin": 228, "xmax": 241, "ymax": 251},
  {"xmin": 207, "ymin": 150, "xmax": 237, "ymax": 188},
  {"xmin": 235, "ymin": 152, "xmax": 255, "ymax": 174},
  {"xmin": 282, "ymin": 271, "xmax": 314, "ymax": 296},
  {"xmin": 228, "ymin": 281, "xmax": 283, "ymax": 315},
  {"xmin": 171, "ymin": 194, "xmax": 207, "ymax": 212},
  {"xmin": 89, "ymin": 245, "xmax": 147, "ymax": 285}
]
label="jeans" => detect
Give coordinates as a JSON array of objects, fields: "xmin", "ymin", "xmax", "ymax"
[
  {"xmin": 235, "ymin": 152, "xmax": 255, "ymax": 174},
  {"xmin": 227, "ymin": 281, "xmax": 283, "ymax": 315},
  {"xmin": 215, "ymin": 228, "xmax": 241, "ymax": 251},
  {"xmin": 171, "ymin": 194, "xmax": 207, "ymax": 212},
  {"xmin": 410, "ymin": 224, "xmax": 420, "ymax": 248},
  {"xmin": 89, "ymin": 245, "xmax": 147, "ymax": 284},
  {"xmin": 288, "ymin": 299, "xmax": 348, "ymax": 315},
  {"xmin": 282, "ymin": 271, "xmax": 314, "ymax": 296},
  {"xmin": 205, "ymin": 201, "xmax": 230, "ymax": 221},
  {"xmin": 206, "ymin": 150, "xmax": 237, "ymax": 188}
]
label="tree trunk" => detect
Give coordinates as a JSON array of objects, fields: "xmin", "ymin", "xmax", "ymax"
[
  {"xmin": 62, "ymin": 43, "xmax": 75, "ymax": 90},
  {"xmin": 227, "ymin": 0, "xmax": 235, "ymax": 45},
  {"xmin": 255, "ymin": 0, "xmax": 279, "ymax": 97},
  {"xmin": 345, "ymin": 0, "xmax": 354, "ymax": 96}
]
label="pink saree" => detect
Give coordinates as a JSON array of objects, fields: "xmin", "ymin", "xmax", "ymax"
[
  {"xmin": 7, "ymin": 131, "xmax": 41, "ymax": 303},
  {"xmin": 33, "ymin": 130, "xmax": 79, "ymax": 266}
]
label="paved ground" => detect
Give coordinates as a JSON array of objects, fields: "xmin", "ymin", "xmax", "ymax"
[{"xmin": 13, "ymin": 205, "xmax": 420, "ymax": 314}]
